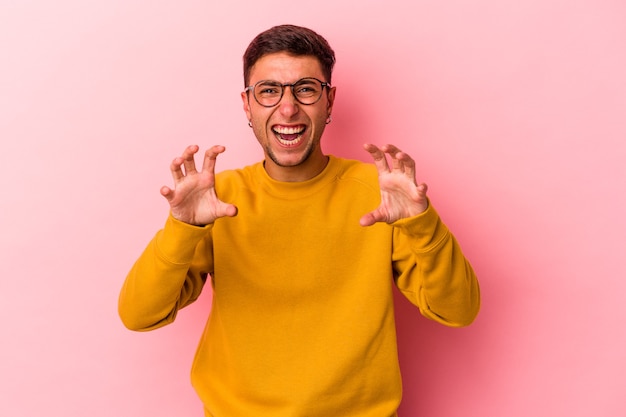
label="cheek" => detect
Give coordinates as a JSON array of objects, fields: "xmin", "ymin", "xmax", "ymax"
[
  {"xmin": 252, "ymin": 122, "xmax": 268, "ymax": 144},
  {"xmin": 311, "ymin": 109, "xmax": 329, "ymax": 127},
  {"xmin": 249, "ymin": 108, "xmax": 270, "ymax": 129}
]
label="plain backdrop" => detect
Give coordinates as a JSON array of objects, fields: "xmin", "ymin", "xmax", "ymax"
[{"xmin": 1, "ymin": 0, "xmax": 625, "ymax": 416}]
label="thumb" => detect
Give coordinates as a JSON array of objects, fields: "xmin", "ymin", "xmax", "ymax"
[
  {"xmin": 359, "ymin": 211, "xmax": 378, "ymax": 227},
  {"xmin": 221, "ymin": 203, "xmax": 238, "ymax": 218},
  {"xmin": 160, "ymin": 186, "xmax": 174, "ymax": 202}
]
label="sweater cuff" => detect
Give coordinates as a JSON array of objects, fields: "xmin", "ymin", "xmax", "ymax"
[
  {"xmin": 155, "ymin": 213, "xmax": 212, "ymax": 264},
  {"xmin": 391, "ymin": 203, "xmax": 450, "ymax": 251}
]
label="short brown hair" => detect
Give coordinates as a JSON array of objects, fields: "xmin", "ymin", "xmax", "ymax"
[{"xmin": 243, "ymin": 25, "xmax": 336, "ymax": 87}]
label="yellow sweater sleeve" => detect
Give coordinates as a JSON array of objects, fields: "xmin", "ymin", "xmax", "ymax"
[
  {"xmin": 118, "ymin": 214, "xmax": 213, "ymax": 331},
  {"xmin": 391, "ymin": 203, "xmax": 481, "ymax": 327}
]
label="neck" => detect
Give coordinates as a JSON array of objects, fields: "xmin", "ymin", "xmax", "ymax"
[{"xmin": 264, "ymin": 154, "xmax": 330, "ymax": 182}]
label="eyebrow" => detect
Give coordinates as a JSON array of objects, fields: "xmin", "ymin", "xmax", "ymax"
[{"xmin": 254, "ymin": 78, "xmax": 322, "ymax": 85}]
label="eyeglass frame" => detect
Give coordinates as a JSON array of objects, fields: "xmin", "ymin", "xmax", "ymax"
[{"xmin": 244, "ymin": 77, "xmax": 332, "ymax": 108}]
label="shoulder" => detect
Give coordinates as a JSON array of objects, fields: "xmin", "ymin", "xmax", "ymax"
[
  {"xmin": 214, "ymin": 162, "xmax": 262, "ymax": 198},
  {"xmin": 216, "ymin": 161, "xmax": 261, "ymax": 181},
  {"xmin": 331, "ymin": 156, "xmax": 378, "ymax": 189}
]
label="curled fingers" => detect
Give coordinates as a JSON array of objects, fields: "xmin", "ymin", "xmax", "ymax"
[
  {"xmin": 201, "ymin": 145, "xmax": 226, "ymax": 174},
  {"xmin": 380, "ymin": 144, "xmax": 417, "ymax": 181}
]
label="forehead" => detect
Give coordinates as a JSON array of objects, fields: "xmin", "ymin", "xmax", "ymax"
[{"xmin": 249, "ymin": 52, "xmax": 324, "ymax": 84}]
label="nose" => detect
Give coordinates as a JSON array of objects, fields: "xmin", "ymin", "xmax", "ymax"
[{"xmin": 277, "ymin": 86, "xmax": 299, "ymax": 118}]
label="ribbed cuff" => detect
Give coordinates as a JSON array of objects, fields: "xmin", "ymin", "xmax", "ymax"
[
  {"xmin": 391, "ymin": 203, "xmax": 450, "ymax": 251},
  {"xmin": 155, "ymin": 213, "xmax": 213, "ymax": 264}
]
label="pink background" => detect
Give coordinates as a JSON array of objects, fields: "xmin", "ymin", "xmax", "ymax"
[{"xmin": 1, "ymin": 0, "xmax": 625, "ymax": 416}]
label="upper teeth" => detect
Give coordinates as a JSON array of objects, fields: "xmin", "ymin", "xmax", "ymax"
[{"xmin": 274, "ymin": 126, "xmax": 304, "ymax": 134}]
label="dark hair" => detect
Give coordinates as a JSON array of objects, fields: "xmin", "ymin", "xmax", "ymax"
[{"xmin": 243, "ymin": 25, "xmax": 336, "ymax": 87}]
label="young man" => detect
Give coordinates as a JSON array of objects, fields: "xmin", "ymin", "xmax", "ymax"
[{"xmin": 119, "ymin": 25, "xmax": 480, "ymax": 417}]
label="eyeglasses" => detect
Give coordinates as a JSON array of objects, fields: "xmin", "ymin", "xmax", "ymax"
[{"xmin": 245, "ymin": 77, "xmax": 331, "ymax": 107}]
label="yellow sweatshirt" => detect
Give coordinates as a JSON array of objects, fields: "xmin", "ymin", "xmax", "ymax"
[{"xmin": 119, "ymin": 156, "xmax": 480, "ymax": 417}]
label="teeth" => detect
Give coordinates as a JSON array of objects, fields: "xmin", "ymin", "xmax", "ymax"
[
  {"xmin": 273, "ymin": 125, "xmax": 305, "ymax": 145},
  {"xmin": 278, "ymin": 136, "xmax": 302, "ymax": 146},
  {"xmin": 273, "ymin": 126, "xmax": 305, "ymax": 134}
]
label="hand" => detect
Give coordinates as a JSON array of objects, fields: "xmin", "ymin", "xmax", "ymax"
[
  {"xmin": 360, "ymin": 144, "xmax": 429, "ymax": 227},
  {"xmin": 160, "ymin": 145, "xmax": 237, "ymax": 226}
]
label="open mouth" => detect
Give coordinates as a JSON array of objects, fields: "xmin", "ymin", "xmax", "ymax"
[{"xmin": 272, "ymin": 125, "xmax": 306, "ymax": 146}]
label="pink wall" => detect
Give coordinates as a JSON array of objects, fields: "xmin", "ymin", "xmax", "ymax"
[{"xmin": 1, "ymin": 1, "xmax": 624, "ymax": 416}]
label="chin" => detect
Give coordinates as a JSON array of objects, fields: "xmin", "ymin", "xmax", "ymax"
[{"xmin": 267, "ymin": 144, "xmax": 314, "ymax": 168}]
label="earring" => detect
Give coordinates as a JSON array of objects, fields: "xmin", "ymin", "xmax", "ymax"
[
  {"xmin": 325, "ymin": 115, "xmax": 332, "ymax": 125},
  {"xmin": 248, "ymin": 121, "xmax": 252, "ymax": 128}
]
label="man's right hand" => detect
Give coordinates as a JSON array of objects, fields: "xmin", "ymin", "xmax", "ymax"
[{"xmin": 160, "ymin": 145, "xmax": 238, "ymax": 226}]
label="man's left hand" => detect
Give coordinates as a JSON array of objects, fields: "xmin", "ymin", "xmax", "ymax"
[{"xmin": 360, "ymin": 143, "xmax": 429, "ymax": 226}]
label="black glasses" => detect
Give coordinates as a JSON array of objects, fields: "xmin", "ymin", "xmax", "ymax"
[{"xmin": 245, "ymin": 77, "xmax": 331, "ymax": 107}]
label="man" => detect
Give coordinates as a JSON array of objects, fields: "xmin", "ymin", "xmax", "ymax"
[{"xmin": 119, "ymin": 24, "xmax": 480, "ymax": 417}]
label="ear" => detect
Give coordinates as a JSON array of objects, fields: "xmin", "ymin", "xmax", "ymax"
[
  {"xmin": 326, "ymin": 86, "xmax": 336, "ymax": 117},
  {"xmin": 241, "ymin": 91, "xmax": 252, "ymax": 121}
]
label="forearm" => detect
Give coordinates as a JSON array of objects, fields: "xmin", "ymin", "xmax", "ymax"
[
  {"xmin": 118, "ymin": 214, "xmax": 213, "ymax": 331},
  {"xmin": 393, "ymin": 205, "xmax": 480, "ymax": 327}
]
